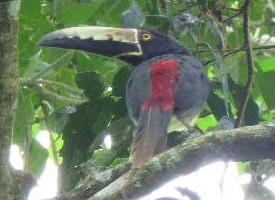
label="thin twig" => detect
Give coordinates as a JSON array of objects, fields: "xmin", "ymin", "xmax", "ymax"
[
  {"xmin": 40, "ymin": 79, "xmax": 84, "ymax": 96},
  {"xmin": 223, "ymin": 10, "xmax": 243, "ymax": 23},
  {"xmin": 20, "ymin": 78, "xmax": 87, "ymax": 104},
  {"xmin": 252, "ymin": 44, "xmax": 275, "ymax": 50},
  {"xmin": 41, "ymin": 104, "xmax": 59, "ymax": 166},
  {"xmin": 38, "ymin": 87, "xmax": 86, "ymax": 104},
  {"xmin": 201, "ymin": 44, "xmax": 275, "ymax": 65},
  {"xmin": 29, "ymin": 51, "xmax": 73, "ymax": 81},
  {"xmin": 222, "ymin": 46, "xmax": 244, "ymax": 57},
  {"xmin": 225, "ymin": 44, "xmax": 275, "ymax": 56},
  {"xmin": 20, "ymin": 91, "xmax": 31, "ymax": 171},
  {"xmin": 235, "ymin": 0, "xmax": 254, "ymax": 127},
  {"xmin": 20, "ymin": 78, "xmax": 85, "ymax": 99},
  {"xmin": 193, "ymin": 44, "xmax": 275, "ymax": 55}
]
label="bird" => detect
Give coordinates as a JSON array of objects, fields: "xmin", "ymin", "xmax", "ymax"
[{"xmin": 39, "ymin": 26, "xmax": 210, "ymax": 168}]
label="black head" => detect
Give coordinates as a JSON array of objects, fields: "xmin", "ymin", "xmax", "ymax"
[
  {"xmin": 39, "ymin": 26, "xmax": 189, "ymax": 66},
  {"xmin": 119, "ymin": 29, "xmax": 189, "ymax": 65}
]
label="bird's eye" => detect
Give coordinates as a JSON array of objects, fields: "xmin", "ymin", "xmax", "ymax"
[{"xmin": 142, "ymin": 33, "xmax": 152, "ymax": 41}]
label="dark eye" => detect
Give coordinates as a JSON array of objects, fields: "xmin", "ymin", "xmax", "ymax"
[{"xmin": 142, "ymin": 33, "xmax": 152, "ymax": 41}]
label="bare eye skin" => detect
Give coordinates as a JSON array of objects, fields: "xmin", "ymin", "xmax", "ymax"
[{"xmin": 142, "ymin": 33, "xmax": 152, "ymax": 41}]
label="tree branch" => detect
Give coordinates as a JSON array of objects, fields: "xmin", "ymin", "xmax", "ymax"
[
  {"xmin": 47, "ymin": 121, "xmax": 275, "ymax": 200},
  {"xmin": 235, "ymin": 0, "xmax": 254, "ymax": 127},
  {"xmin": 32, "ymin": 51, "xmax": 73, "ymax": 80},
  {"xmin": 223, "ymin": 10, "xmax": 243, "ymax": 23},
  {"xmin": 86, "ymin": 121, "xmax": 275, "ymax": 200},
  {"xmin": 0, "ymin": 1, "xmax": 31, "ymax": 199},
  {"xmin": 88, "ymin": 121, "xmax": 275, "ymax": 200},
  {"xmin": 202, "ymin": 44, "xmax": 275, "ymax": 65},
  {"xmin": 20, "ymin": 77, "xmax": 86, "ymax": 104}
]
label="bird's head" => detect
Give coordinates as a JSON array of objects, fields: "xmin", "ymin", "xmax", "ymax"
[{"xmin": 39, "ymin": 26, "xmax": 189, "ymax": 66}]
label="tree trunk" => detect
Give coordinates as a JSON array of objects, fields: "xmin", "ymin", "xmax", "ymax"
[{"xmin": 0, "ymin": 1, "xmax": 20, "ymax": 199}]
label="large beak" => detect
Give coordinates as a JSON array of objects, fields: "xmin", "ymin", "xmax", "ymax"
[{"xmin": 39, "ymin": 26, "xmax": 142, "ymax": 57}]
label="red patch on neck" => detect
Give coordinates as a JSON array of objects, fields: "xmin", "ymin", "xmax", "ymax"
[{"xmin": 143, "ymin": 59, "xmax": 179, "ymax": 111}]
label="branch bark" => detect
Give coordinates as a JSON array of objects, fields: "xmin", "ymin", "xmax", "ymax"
[
  {"xmin": 20, "ymin": 77, "xmax": 86, "ymax": 104},
  {"xmin": 0, "ymin": 1, "xmax": 20, "ymax": 199},
  {"xmin": 49, "ymin": 121, "xmax": 275, "ymax": 200},
  {"xmin": 235, "ymin": 0, "xmax": 254, "ymax": 127},
  {"xmin": 86, "ymin": 121, "xmax": 275, "ymax": 200}
]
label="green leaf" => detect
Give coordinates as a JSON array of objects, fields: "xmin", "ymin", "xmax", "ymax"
[
  {"xmin": 19, "ymin": 0, "xmax": 53, "ymax": 74},
  {"xmin": 46, "ymin": 106, "xmax": 76, "ymax": 133},
  {"xmin": 92, "ymin": 97, "xmax": 116, "ymax": 133},
  {"xmin": 112, "ymin": 66, "xmax": 131, "ymax": 97},
  {"xmin": 13, "ymin": 89, "xmax": 40, "ymax": 147},
  {"xmin": 73, "ymin": 52, "xmax": 124, "ymax": 85},
  {"xmin": 91, "ymin": 148, "xmax": 115, "ymax": 166},
  {"xmin": 58, "ymin": 0, "xmax": 129, "ymax": 27},
  {"xmin": 105, "ymin": 117, "xmax": 133, "ymax": 154},
  {"xmin": 110, "ymin": 158, "xmax": 129, "ymax": 169},
  {"xmin": 262, "ymin": 110, "xmax": 275, "ymax": 121},
  {"xmin": 207, "ymin": 91, "xmax": 228, "ymax": 120},
  {"xmin": 58, "ymin": 2, "xmax": 100, "ymax": 26},
  {"xmin": 229, "ymin": 80, "xmax": 260, "ymax": 125},
  {"xmin": 256, "ymin": 59, "xmax": 275, "ymax": 72},
  {"xmin": 27, "ymin": 139, "xmax": 48, "ymax": 176},
  {"xmin": 196, "ymin": 114, "xmax": 218, "ymax": 131},
  {"xmin": 249, "ymin": 0, "xmax": 265, "ymax": 21},
  {"xmin": 237, "ymin": 162, "xmax": 250, "ymax": 175},
  {"xmin": 22, "ymin": 51, "xmax": 50, "ymax": 77},
  {"xmin": 40, "ymin": 49, "xmax": 74, "ymax": 74},
  {"xmin": 227, "ymin": 25, "xmax": 244, "ymax": 49},
  {"xmin": 224, "ymin": 54, "xmax": 244, "ymax": 83},
  {"xmin": 243, "ymin": 98, "xmax": 260, "ymax": 126},
  {"xmin": 48, "ymin": 132, "xmax": 63, "ymax": 164},
  {"xmin": 75, "ymin": 71, "xmax": 104, "ymax": 99},
  {"xmin": 256, "ymin": 71, "xmax": 275, "ymax": 109}
]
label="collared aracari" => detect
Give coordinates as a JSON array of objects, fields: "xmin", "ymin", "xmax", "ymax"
[{"xmin": 39, "ymin": 26, "xmax": 210, "ymax": 168}]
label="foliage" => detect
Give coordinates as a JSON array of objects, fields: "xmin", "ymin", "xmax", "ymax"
[{"xmin": 16, "ymin": 0, "xmax": 275, "ymax": 195}]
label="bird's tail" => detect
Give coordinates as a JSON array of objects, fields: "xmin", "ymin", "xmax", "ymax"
[{"xmin": 130, "ymin": 107, "xmax": 172, "ymax": 168}]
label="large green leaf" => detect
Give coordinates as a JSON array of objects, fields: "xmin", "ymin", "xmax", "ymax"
[
  {"xmin": 73, "ymin": 52, "xmax": 124, "ymax": 84},
  {"xmin": 249, "ymin": 0, "xmax": 265, "ymax": 21},
  {"xmin": 256, "ymin": 59, "xmax": 275, "ymax": 72},
  {"xmin": 58, "ymin": 2, "xmax": 101, "ymax": 26},
  {"xmin": 27, "ymin": 140, "xmax": 48, "ymax": 176},
  {"xmin": 256, "ymin": 71, "xmax": 275, "ymax": 109},
  {"xmin": 112, "ymin": 66, "xmax": 131, "ymax": 97},
  {"xmin": 13, "ymin": 89, "xmax": 40, "ymax": 147},
  {"xmin": 196, "ymin": 114, "xmax": 218, "ymax": 131},
  {"xmin": 207, "ymin": 91, "xmax": 228, "ymax": 120},
  {"xmin": 19, "ymin": 0, "xmax": 53, "ymax": 74},
  {"xmin": 75, "ymin": 71, "xmax": 104, "ymax": 99}
]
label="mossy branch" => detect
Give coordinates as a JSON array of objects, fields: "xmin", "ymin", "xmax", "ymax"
[
  {"xmin": 46, "ymin": 121, "xmax": 275, "ymax": 200},
  {"xmin": 86, "ymin": 121, "xmax": 275, "ymax": 200}
]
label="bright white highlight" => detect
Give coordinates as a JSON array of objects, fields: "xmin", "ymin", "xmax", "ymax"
[
  {"xmin": 238, "ymin": 173, "xmax": 251, "ymax": 185},
  {"xmin": 28, "ymin": 159, "xmax": 58, "ymax": 200},
  {"xmin": 36, "ymin": 130, "xmax": 51, "ymax": 149},
  {"xmin": 10, "ymin": 144, "xmax": 24, "ymax": 170},
  {"xmin": 141, "ymin": 162, "xmax": 245, "ymax": 200},
  {"xmin": 104, "ymin": 135, "xmax": 112, "ymax": 149},
  {"xmin": 107, "ymin": 87, "xmax": 113, "ymax": 92},
  {"xmin": 7, "ymin": 150, "xmax": 275, "ymax": 200},
  {"xmin": 265, "ymin": 177, "xmax": 275, "ymax": 192},
  {"xmin": 8, "ymin": 135, "xmax": 275, "ymax": 200}
]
